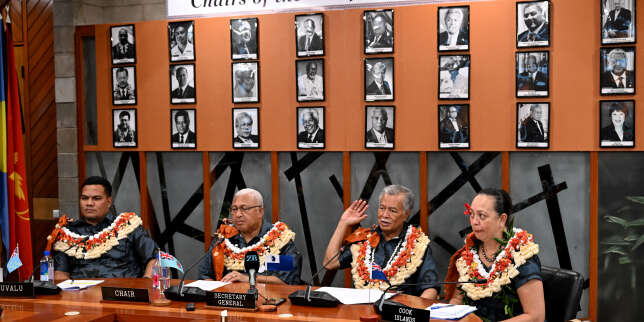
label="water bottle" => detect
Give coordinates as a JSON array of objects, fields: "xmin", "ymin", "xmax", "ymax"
[{"xmin": 40, "ymin": 251, "xmax": 54, "ymax": 284}]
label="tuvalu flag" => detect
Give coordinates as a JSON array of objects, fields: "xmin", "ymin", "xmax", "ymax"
[{"xmin": 0, "ymin": 16, "xmax": 10, "ymax": 262}]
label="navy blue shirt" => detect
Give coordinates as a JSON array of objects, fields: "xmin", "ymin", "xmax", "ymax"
[
  {"xmin": 53, "ymin": 213, "xmax": 158, "ymax": 278},
  {"xmin": 338, "ymin": 225, "xmax": 440, "ymax": 296}
]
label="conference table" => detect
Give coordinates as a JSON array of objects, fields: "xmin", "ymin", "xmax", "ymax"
[{"xmin": 0, "ymin": 279, "xmax": 482, "ymax": 321}]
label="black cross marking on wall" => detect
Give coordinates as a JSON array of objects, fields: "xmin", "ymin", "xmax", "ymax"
[{"xmin": 359, "ymin": 152, "xmax": 392, "ymax": 201}]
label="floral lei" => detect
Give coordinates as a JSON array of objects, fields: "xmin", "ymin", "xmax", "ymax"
[
  {"xmin": 50, "ymin": 212, "xmax": 142, "ymax": 260},
  {"xmin": 455, "ymin": 227, "xmax": 539, "ymax": 301},
  {"xmin": 350, "ymin": 225, "xmax": 430, "ymax": 290},
  {"xmin": 221, "ymin": 221, "xmax": 295, "ymax": 271}
]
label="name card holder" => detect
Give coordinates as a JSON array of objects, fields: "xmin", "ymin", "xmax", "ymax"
[
  {"xmin": 0, "ymin": 282, "xmax": 35, "ymax": 297},
  {"xmin": 101, "ymin": 286, "xmax": 149, "ymax": 303},
  {"xmin": 381, "ymin": 303, "xmax": 430, "ymax": 322},
  {"xmin": 205, "ymin": 291, "xmax": 257, "ymax": 311}
]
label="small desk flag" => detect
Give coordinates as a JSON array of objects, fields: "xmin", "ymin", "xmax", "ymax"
[
  {"xmin": 370, "ymin": 262, "xmax": 389, "ymax": 284},
  {"xmin": 7, "ymin": 245, "xmax": 22, "ymax": 273},
  {"xmin": 159, "ymin": 250, "xmax": 184, "ymax": 273}
]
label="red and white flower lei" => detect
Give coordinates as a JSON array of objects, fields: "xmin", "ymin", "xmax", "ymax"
[
  {"xmin": 350, "ymin": 225, "xmax": 430, "ymax": 290},
  {"xmin": 221, "ymin": 221, "xmax": 295, "ymax": 271},
  {"xmin": 50, "ymin": 212, "xmax": 142, "ymax": 260},
  {"xmin": 455, "ymin": 228, "xmax": 539, "ymax": 300}
]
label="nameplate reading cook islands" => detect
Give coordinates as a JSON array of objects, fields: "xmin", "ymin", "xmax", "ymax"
[
  {"xmin": 101, "ymin": 286, "xmax": 149, "ymax": 303},
  {"xmin": 206, "ymin": 291, "xmax": 256, "ymax": 309},
  {"xmin": 0, "ymin": 282, "xmax": 34, "ymax": 297},
  {"xmin": 381, "ymin": 303, "xmax": 430, "ymax": 322}
]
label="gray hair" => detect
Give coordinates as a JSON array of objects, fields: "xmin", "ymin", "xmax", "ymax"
[
  {"xmin": 234, "ymin": 188, "xmax": 264, "ymax": 207},
  {"xmin": 234, "ymin": 112, "xmax": 253, "ymax": 128},
  {"xmin": 445, "ymin": 8, "xmax": 463, "ymax": 22},
  {"xmin": 379, "ymin": 184, "xmax": 415, "ymax": 213}
]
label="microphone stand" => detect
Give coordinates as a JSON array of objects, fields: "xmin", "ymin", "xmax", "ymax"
[{"xmin": 27, "ymin": 237, "xmax": 88, "ymax": 295}]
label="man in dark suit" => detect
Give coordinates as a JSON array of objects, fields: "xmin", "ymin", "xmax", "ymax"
[
  {"xmin": 600, "ymin": 49, "xmax": 634, "ymax": 89},
  {"xmin": 366, "ymin": 107, "xmax": 394, "ymax": 144},
  {"xmin": 171, "ymin": 110, "xmax": 196, "ymax": 145},
  {"xmin": 113, "ymin": 67, "xmax": 135, "ymax": 101},
  {"xmin": 365, "ymin": 14, "xmax": 393, "ymax": 50},
  {"xmin": 112, "ymin": 28, "xmax": 135, "ymax": 60},
  {"xmin": 519, "ymin": 105, "xmax": 546, "ymax": 142},
  {"xmin": 517, "ymin": 2, "xmax": 549, "ymax": 43},
  {"xmin": 231, "ymin": 20, "xmax": 257, "ymax": 56},
  {"xmin": 604, "ymin": 0, "xmax": 632, "ymax": 38},
  {"xmin": 297, "ymin": 19, "xmax": 323, "ymax": 52},
  {"xmin": 439, "ymin": 106, "xmax": 468, "ymax": 143},
  {"xmin": 233, "ymin": 112, "xmax": 259, "ymax": 144},
  {"xmin": 366, "ymin": 62, "xmax": 391, "ymax": 96},
  {"xmin": 297, "ymin": 109, "xmax": 324, "ymax": 144},
  {"xmin": 517, "ymin": 55, "xmax": 548, "ymax": 91},
  {"xmin": 171, "ymin": 66, "xmax": 196, "ymax": 100},
  {"xmin": 438, "ymin": 8, "xmax": 468, "ymax": 48}
]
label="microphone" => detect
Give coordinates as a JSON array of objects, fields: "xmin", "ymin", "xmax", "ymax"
[{"xmin": 244, "ymin": 251, "xmax": 260, "ymax": 297}]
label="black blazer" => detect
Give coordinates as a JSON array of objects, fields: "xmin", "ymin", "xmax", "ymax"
[
  {"xmin": 601, "ymin": 125, "xmax": 633, "ymax": 142},
  {"xmin": 297, "ymin": 129, "xmax": 324, "ymax": 143},
  {"xmin": 298, "ymin": 33, "xmax": 323, "ymax": 51},
  {"xmin": 600, "ymin": 71, "xmax": 634, "ymax": 89},
  {"xmin": 438, "ymin": 30, "xmax": 469, "ymax": 46},
  {"xmin": 366, "ymin": 128, "xmax": 394, "ymax": 143},
  {"xmin": 171, "ymin": 85, "xmax": 196, "ymax": 99},
  {"xmin": 234, "ymin": 135, "xmax": 259, "ymax": 144},
  {"xmin": 171, "ymin": 130, "xmax": 196, "ymax": 143},
  {"xmin": 520, "ymin": 118, "xmax": 546, "ymax": 142}
]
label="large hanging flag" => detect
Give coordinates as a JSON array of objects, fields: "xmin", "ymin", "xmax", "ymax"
[
  {"xmin": 5, "ymin": 19, "xmax": 33, "ymax": 279},
  {"xmin": 6, "ymin": 244, "xmax": 21, "ymax": 273},
  {"xmin": 0, "ymin": 15, "xmax": 10, "ymax": 257}
]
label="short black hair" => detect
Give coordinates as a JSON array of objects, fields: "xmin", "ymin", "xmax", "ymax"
[
  {"xmin": 81, "ymin": 176, "xmax": 112, "ymax": 197},
  {"xmin": 477, "ymin": 188, "xmax": 512, "ymax": 228},
  {"xmin": 174, "ymin": 109, "xmax": 190, "ymax": 123}
]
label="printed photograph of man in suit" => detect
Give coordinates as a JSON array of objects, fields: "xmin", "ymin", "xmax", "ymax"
[
  {"xmin": 171, "ymin": 109, "xmax": 196, "ymax": 148},
  {"xmin": 365, "ymin": 106, "xmax": 394, "ymax": 149},
  {"xmin": 296, "ymin": 15, "xmax": 324, "ymax": 56},
  {"xmin": 111, "ymin": 25, "xmax": 135, "ymax": 63},
  {"xmin": 170, "ymin": 65, "xmax": 196, "ymax": 104},
  {"xmin": 231, "ymin": 19, "xmax": 258, "ymax": 60},
  {"xmin": 516, "ymin": 52, "xmax": 549, "ymax": 97},
  {"xmin": 233, "ymin": 109, "xmax": 259, "ymax": 148},
  {"xmin": 602, "ymin": 0, "xmax": 634, "ymax": 42},
  {"xmin": 112, "ymin": 67, "xmax": 136, "ymax": 105},
  {"xmin": 365, "ymin": 59, "xmax": 394, "ymax": 101},
  {"xmin": 297, "ymin": 108, "xmax": 325, "ymax": 149},
  {"xmin": 438, "ymin": 7, "xmax": 469, "ymax": 51},
  {"xmin": 600, "ymin": 48, "xmax": 635, "ymax": 95},
  {"xmin": 232, "ymin": 62, "xmax": 259, "ymax": 103},
  {"xmin": 439, "ymin": 105, "xmax": 469, "ymax": 149},
  {"xmin": 113, "ymin": 109, "xmax": 137, "ymax": 147},
  {"xmin": 364, "ymin": 10, "xmax": 393, "ymax": 54},
  {"xmin": 517, "ymin": 1, "xmax": 549, "ymax": 47},
  {"xmin": 518, "ymin": 103, "xmax": 549, "ymax": 148}
]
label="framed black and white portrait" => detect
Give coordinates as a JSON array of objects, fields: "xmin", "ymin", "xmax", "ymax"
[
  {"xmin": 168, "ymin": 21, "xmax": 195, "ymax": 62},
  {"xmin": 439, "ymin": 54, "xmax": 470, "ymax": 100},
  {"xmin": 112, "ymin": 66, "xmax": 136, "ymax": 105},
  {"xmin": 110, "ymin": 24, "xmax": 136, "ymax": 64},
  {"xmin": 601, "ymin": 0, "xmax": 636, "ymax": 45},
  {"xmin": 437, "ymin": 6, "xmax": 470, "ymax": 52},
  {"xmin": 170, "ymin": 109, "xmax": 196, "ymax": 149},
  {"xmin": 600, "ymin": 47, "xmax": 635, "ymax": 95},
  {"xmin": 232, "ymin": 62, "xmax": 259, "ymax": 103},
  {"xmin": 232, "ymin": 107, "xmax": 259, "ymax": 149},
  {"xmin": 600, "ymin": 100, "xmax": 635, "ymax": 148},
  {"xmin": 516, "ymin": 51, "xmax": 549, "ymax": 97},
  {"xmin": 516, "ymin": 1, "xmax": 550, "ymax": 48},
  {"xmin": 295, "ymin": 13, "xmax": 324, "ymax": 57},
  {"xmin": 230, "ymin": 18, "xmax": 258, "ymax": 60},
  {"xmin": 438, "ymin": 104, "xmax": 470, "ymax": 149},
  {"xmin": 516, "ymin": 103, "xmax": 549, "ymax": 148},
  {"xmin": 364, "ymin": 10, "xmax": 394, "ymax": 54},
  {"xmin": 364, "ymin": 58, "xmax": 394, "ymax": 101},
  {"xmin": 297, "ymin": 107, "xmax": 325, "ymax": 149},
  {"xmin": 296, "ymin": 59, "xmax": 324, "ymax": 102},
  {"xmin": 365, "ymin": 106, "xmax": 395, "ymax": 149},
  {"xmin": 170, "ymin": 64, "xmax": 196, "ymax": 104},
  {"xmin": 112, "ymin": 109, "xmax": 137, "ymax": 148}
]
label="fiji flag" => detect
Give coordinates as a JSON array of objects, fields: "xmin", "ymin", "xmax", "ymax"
[
  {"xmin": 265, "ymin": 254, "xmax": 294, "ymax": 271},
  {"xmin": 6, "ymin": 244, "xmax": 22, "ymax": 273},
  {"xmin": 370, "ymin": 262, "xmax": 389, "ymax": 284},
  {"xmin": 159, "ymin": 251, "xmax": 184, "ymax": 273}
]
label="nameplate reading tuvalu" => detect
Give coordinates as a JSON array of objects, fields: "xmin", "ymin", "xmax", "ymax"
[
  {"xmin": 381, "ymin": 303, "xmax": 430, "ymax": 322},
  {"xmin": 0, "ymin": 282, "xmax": 34, "ymax": 297},
  {"xmin": 101, "ymin": 286, "xmax": 149, "ymax": 303},
  {"xmin": 206, "ymin": 291, "xmax": 256, "ymax": 309}
]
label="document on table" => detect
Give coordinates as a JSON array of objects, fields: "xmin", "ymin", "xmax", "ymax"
[
  {"xmin": 427, "ymin": 303, "xmax": 477, "ymax": 320},
  {"xmin": 315, "ymin": 287, "xmax": 395, "ymax": 305},
  {"xmin": 184, "ymin": 280, "xmax": 230, "ymax": 291},
  {"xmin": 57, "ymin": 280, "xmax": 104, "ymax": 290}
]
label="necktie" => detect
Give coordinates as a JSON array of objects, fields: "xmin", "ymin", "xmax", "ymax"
[
  {"xmin": 536, "ymin": 121, "xmax": 543, "ymax": 135},
  {"xmin": 529, "ymin": 33, "xmax": 536, "ymax": 41},
  {"xmin": 618, "ymin": 76, "xmax": 625, "ymax": 88},
  {"xmin": 180, "ymin": 134, "xmax": 184, "ymax": 143},
  {"xmin": 305, "ymin": 37, "xmax": 311, "ymax": 51}
]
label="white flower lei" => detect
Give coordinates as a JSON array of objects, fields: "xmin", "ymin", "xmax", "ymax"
[{"xmin": 222, "ymin": 221, "xmax": 295, "ymax": 271}]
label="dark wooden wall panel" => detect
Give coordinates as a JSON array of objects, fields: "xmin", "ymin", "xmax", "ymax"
[{"xmin": 9, "ymin": 0, "xmax": 24, "ymax": 43}]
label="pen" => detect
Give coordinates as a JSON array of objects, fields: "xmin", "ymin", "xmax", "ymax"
[{"xmin": 430, "ymin": 304, "xmax": 455, "ymax": 310}]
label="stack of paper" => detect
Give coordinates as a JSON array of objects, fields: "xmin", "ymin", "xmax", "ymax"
[
  {"xmin": 184, "ymin": 280, "xmax": 230, "ymax": 291},
  {"xmin": 315, "ymin": 287, "xmax": 394, "ymax": 305},
  {"xmin": 427, "ymin": 303, "xmax": 477, "ymax": 320},
  {"xmin": 57, "ymin": 280, "xmax": 104, "ymax": 290}
]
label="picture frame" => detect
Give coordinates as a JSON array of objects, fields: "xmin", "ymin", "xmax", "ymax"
[
  {"xmin": 112, "ymin": 66, "xmax": 137, "ymax": 105},
  {"xmin": 232, "ymin": 107, "xmax": 260, "ymax": 149},
  {"xmin": 295, "ymin": 13, "xmax": 324, "ymax": 57},
  {"xmin": 438, "ymin": 104, "xmax": 470, "ymax": 149},
  {"xmin": 112, "ymin": 108, "xmax": 138, "ymax": 148},
  {"xmin": 110, "ymin": 24, "xmax": 136, "ymax": 64},
  {"xmin": 297, "ymin": 106, "xmax": 325, "ymax": 149},
  {"xmin": 364, "ymin": 9, "xmax": 394, "ymax": 54},
  {"xmin": 170, "ymin": 64, "xmax": 197, "ymax": 104},
  {"xmin": 230, "ymin": 18, "xmax": 259, "ymax": 60},
  {"xmin": 296, "ymin": 59, "xmax": 325, "ymax": 102},
  {"xmin": 168, "ymin": 20, "xmax": 195, "ymax": 62},
  {"xmin": 365, "ymin": 106, "xmax": 395, "ymax": 149},
  {"xmin": 438, "ymin": 54, "xmax": 470, "ymax": 100},
  {"xmin": 437, "ymin": 6, "xmax": 470, "ymax": 52},
  {"xmin": 600, "ymin": 100, "xmax": 635, "ymax": 148},
  {"xmin": 364, "ymin": 57, "xmax": 394, "ymax": 101},
  {"xmin": 601, "ymin": 0, "xmax": 636, "ymax": 45},
  {"xmin": 516, "ymin": 1, "xmax": 550, "ymax": 48},
  {"xmin": 170, "ymin": 109, "xmax": 197, "ymax": 149},
  {"xmin": 516, "ymin": 102, "xmax": 550, "ymax": 149},
  {"xmin": 600, "ymin": 46, "xmax": 636, "ymax": 95},
  {"xmin": 516, "ymin": 51, "xmax": 549, "ymax": 98},
  {"xmin": 232, "ymin": 62, "xmax": 260, "ymax": 103}
]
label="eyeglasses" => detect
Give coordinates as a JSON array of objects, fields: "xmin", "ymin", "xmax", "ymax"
[{"xmin": 230, "ymin": 205, "xmax": 261, "ymax": 214}]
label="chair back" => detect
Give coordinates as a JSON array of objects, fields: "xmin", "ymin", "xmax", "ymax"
[{"xmin": 541, "ymin": 265, "xmax": 584, "ymax": 321}]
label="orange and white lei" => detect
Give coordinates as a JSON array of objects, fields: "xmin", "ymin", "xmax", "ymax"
[
  {"xmin": 221, "ymin": 221, "xmax": 295, "ymax": 271},
  {"xmin": 350, "ymin": 225, "xmax": 430, "ymax": 290},
  {"xmin": 50, "ymin": 212, "xmax": 142, "ymax": 260},
  {"xmin": 455, "ymin": 228, "xmax": 539, "ymax": 300}
]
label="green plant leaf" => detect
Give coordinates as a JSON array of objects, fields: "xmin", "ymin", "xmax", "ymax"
[
  {"xmin": 602, "ymin": 246, "xmax": 627, "ymax": 255},
  {"xmin": 600, "ymin": 240, "xmax": 632, "ymax": 246},
  {"xmin": 626, "ymin": 196, "xmax": 644, "ymax": 204},
  {"xmin": 618, "ymin": 256, "xmax": 632, "ymax": 264},
  {"xmin": 631, "ymin": 235, "xmax": 644, "ymax": 252},
  {"xmin": 604, "ymin": 215, "xmax": 629, "ymax": 227},
  {"xmin": 624, "ymin": 233, "xmax": 639, "ymax": 241},
  {"xmin": 626, "ymin": 218, "xmax": 644, "ymax": 227}
]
